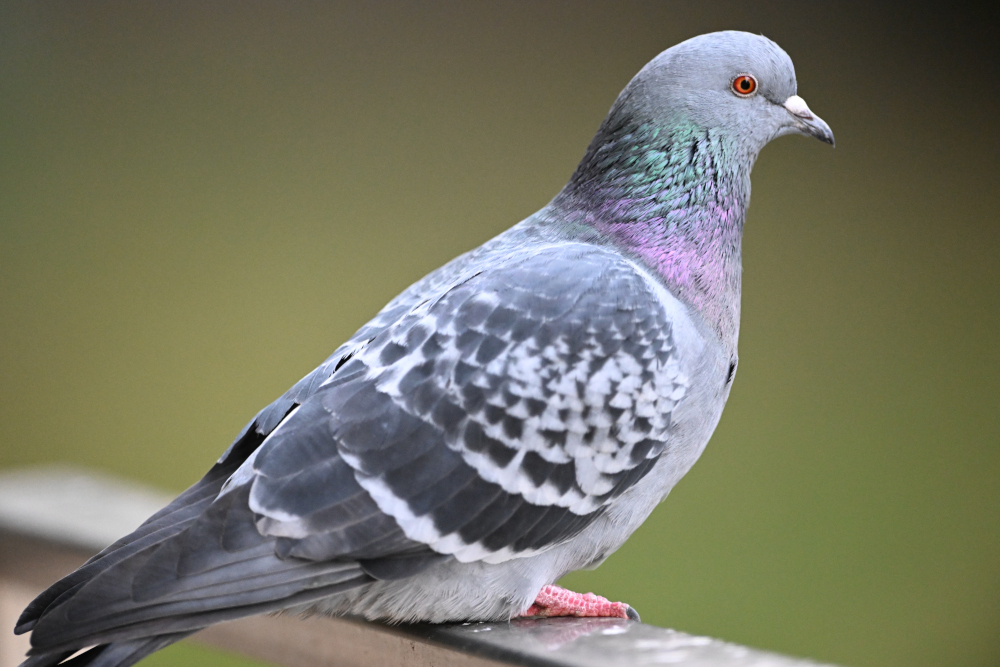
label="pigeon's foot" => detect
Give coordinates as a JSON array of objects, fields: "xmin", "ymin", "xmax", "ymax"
[{"xmin": 519, "ymin": 584, "xmax": 640, "ymax": 621}]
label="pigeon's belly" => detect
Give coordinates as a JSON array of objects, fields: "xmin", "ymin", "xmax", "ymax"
[{"xmin": 302, "ymin": 555, "xmax": 550, "ymax": 622}]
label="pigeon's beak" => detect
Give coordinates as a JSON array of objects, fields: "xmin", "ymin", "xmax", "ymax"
[{"xmin": 783, "ymin": 95, "xmax": 835, "ymax": 147}]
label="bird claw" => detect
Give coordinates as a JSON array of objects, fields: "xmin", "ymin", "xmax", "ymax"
[{"xmin": 518, "ymin": 584, "xmax": 640, "ymax": 622}]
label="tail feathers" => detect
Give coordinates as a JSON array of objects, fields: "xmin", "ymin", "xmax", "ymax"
[
  {"xmin": 16, "ymin": 507, "xmax": 209, "ymax": 635},
  {"xmin": 17, "ymin": 649, "xmax": 76, "ymax": 667},
  {"xmin": 17, "ymin": 424, "xmax": 267, "ymax": 635},
  {"xmin": 19, "ymin": 632, "xmax": 194, "ymax": 667},
  {"xmin": 29, "ymin": 536, "xmax": 368, "ymax": 653},
  {"xmin": 24, "ymin": 481, "xmax": 373, "ymax": 655},
  {"xmin": 26, "ymin": 576, "xmax": 366, "ymax": 659}
]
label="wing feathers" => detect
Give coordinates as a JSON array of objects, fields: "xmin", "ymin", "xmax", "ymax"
[
  {"xmin": 19, "ymin": 242, "xmax": 691, "ymax": 665},
  {"xmin": 318, "ymin": 245, "xmax": 679, "ymax": 560},
  {"xmin": 15, "ymin": 433, "xmax": 259, "ymax": 635},
  {"xmin": 29, "ymin": 577, "xmax": 367, "ymax": 656},
  {"xmin": 29, "ymin": 513, "xmax": 367, "ymax": 653}
]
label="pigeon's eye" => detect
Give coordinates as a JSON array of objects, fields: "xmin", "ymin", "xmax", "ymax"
[{"xmin": 731, "ymin": 74, "xmax": 757, "ymax": 97}]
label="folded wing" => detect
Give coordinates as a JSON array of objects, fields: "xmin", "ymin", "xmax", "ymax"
[{"xmin": 19, "ymin": 242, "xmax": 688, "ymax": 663}]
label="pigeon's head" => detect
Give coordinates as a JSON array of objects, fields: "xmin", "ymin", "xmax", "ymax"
[{"xmin": 626, "ymin": 31, "xmax": 834, "ymax": 155}]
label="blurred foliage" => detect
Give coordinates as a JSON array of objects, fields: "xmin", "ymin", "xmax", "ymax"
[
  {"xmin": 141, "ymin": 643, "xmax": 268, "ymax": 667},
  {"xmin": 2, "ymin": 2, "xmax": 997, "ymax": 666}
]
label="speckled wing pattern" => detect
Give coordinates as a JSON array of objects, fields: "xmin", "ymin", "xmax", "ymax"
[{"xmin": 247, "ymin": 242, "xmax": 689, "ymax": 566}]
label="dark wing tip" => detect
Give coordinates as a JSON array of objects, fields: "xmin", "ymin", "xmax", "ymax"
[{"xmin": 14, "ymin": 619, "xmax": 35, "ymax": 635}]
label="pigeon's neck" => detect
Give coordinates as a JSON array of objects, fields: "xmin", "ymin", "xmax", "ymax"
[{"xmin": 550, "ymin": 120, "xmax": 751, "ymax": 349}]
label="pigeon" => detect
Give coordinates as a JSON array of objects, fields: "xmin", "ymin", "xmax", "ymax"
[{"xmin": 15, "ymin": 30, "xmax": 833, "ymax": 667}]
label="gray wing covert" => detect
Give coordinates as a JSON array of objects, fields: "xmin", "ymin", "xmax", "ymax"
[{"xmin": 250, "ymin": 243, "xmax": 689, "ymax": 565}]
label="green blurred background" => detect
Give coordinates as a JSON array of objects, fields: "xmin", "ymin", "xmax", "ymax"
[{"xmin": 2, "ymin": 2, "xmax": 998, "ymax": 666}]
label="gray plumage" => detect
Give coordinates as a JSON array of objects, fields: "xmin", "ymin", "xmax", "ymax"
[{"xmin": 15, "ymin": 31, "xmax": 833, "ymax": 667}]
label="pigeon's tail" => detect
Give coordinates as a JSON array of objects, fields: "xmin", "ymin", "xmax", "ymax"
[
  {"xmin": 15, "ymin": 475, "xmax": 228, "ymax": 637},
  {"xmin": 16, "ymin": 483, "xmax": 370, "ymax": 667},
  {"xmin": 13, "ymin": 421, "xmax": 372, "ymax": 667},
  {"xmin": 17, "ymin": 572, "xmax": 367, "ymax": 667},
  {"xmin": 15, "ymin": 414, "xmax": 294, "ymax": 640}
]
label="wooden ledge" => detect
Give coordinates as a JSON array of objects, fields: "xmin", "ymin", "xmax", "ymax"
[{"xmin": 0, "ymin": 466, "xmax": 834, "ymax": 667}]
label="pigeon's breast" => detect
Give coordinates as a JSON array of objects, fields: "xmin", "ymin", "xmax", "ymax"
[{"xmin": 616, "ymin": 257, "xmax": 733, "ymax": 499}]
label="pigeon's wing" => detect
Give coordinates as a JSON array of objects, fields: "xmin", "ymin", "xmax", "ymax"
[
  {"xmin": 19, "ymin": 232, "xmax": 499, "ymax": 636},
  {"xmin": 19, "ymin": 242, "xmax": 690, "ymax": 657},
  {"xmin": 250, "ymin": 241, "xmax": 690, "ymax": 566}
]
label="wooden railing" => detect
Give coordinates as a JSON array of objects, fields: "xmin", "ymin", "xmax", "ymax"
[{"xmin": 0, "ymin": 467, "xmax": 834, "ymax": 667}]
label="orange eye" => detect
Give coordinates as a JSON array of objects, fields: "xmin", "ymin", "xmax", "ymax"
[{"xmin": 731, "ymin": 74, "xmax": 757, "ymax": 97}]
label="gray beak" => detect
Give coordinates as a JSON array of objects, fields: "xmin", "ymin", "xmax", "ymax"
[{"xmin": 783, "ymin": 95, "xmax": 835, "ymax": 146}]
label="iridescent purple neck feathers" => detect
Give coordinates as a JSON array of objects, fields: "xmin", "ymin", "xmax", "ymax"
[{"xmin": 547, "ymin": 118, "xmax": 752, "ymax": 348}]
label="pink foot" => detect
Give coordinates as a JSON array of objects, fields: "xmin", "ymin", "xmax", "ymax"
[{"xmin": 519, "ymin": 584, "xmax": 640, "ymax": 621}]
